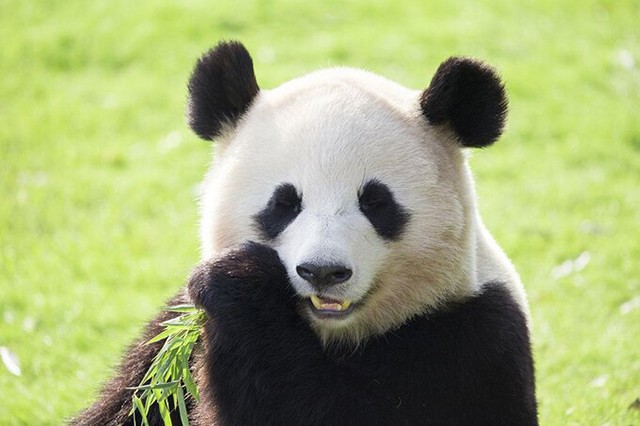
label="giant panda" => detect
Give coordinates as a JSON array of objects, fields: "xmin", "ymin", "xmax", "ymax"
[{"xmin": 74, "ymin": 40, "xmax": 537, "ymax": 425}]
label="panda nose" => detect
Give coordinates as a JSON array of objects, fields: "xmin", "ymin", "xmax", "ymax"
[{"xmin": 296, "ymin": 263, "xmax": 352, "ymax": 289}]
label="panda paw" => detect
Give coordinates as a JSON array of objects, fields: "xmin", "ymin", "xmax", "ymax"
[{"xmin": 187, "ymin": 242, "xmax": 298, "ymax": 321}]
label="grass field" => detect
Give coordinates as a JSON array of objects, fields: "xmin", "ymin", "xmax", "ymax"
[{"xmin": 1, "ymin": 0, "xmax": 639, "ymax": 424}]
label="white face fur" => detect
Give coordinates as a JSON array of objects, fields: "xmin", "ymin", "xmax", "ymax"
[{"xmin": 198, "ymin": 67, "xmax": 525, "ymax": 344}]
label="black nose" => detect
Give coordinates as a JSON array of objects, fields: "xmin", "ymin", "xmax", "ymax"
[{"xmin": 296, "ymin": 263, "xmax": 352, "ymax": 289}]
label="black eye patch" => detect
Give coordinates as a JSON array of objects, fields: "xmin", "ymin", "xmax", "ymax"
[
  {"xmin": 254, "ymin": 183, "xmax": 302, "ymax": 240},
  {"xmin": 358, "ymin": 180, "xmax": 410, "ymax": 241}
]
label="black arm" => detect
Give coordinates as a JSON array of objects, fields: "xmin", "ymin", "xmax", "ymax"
[
  {"xmin": 188, "ymin": 242, "xmax": 538, "ymax": 426},
  {"xmin": 188, "ymin": 242, "xmax": 390, "ymax": 426}
]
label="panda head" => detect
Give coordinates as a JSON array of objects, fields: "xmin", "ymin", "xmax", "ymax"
[{"xmin": 188, "ymin": 41, "xmax": 508, "ymax": 345}]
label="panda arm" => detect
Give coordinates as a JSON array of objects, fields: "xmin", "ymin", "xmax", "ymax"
[{"xmin": 188, "ymin": 242, "xmax": 391, "ymax": 426}]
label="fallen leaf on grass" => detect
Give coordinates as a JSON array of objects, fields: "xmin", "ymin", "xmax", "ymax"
[
  {"xmin": 552, "ymin": 252, "xmax": 591, "ymax": 280},
  {"xmin": 589, "ymin": 375, "xmax": 608, "ymax": 388},
  {"xmin": 0, "ymin": 346, "xmax": 21, "ymax": 376},
  {"xmin": 620, "ymin": 296, "xmax": 640, "ymax": 315}
]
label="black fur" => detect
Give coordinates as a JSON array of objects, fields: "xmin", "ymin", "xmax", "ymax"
[
  {"xmin": 420, "ymin": 57, "xmax": 508, "ymax": 148},
  {"xmin": 189, "ymin": 243, "xmax": 538, "ymax": 425},
  {"xmin": 187, "ymin": 41, "xmax": 259, "ymax": 140},
  {"xmin": 358, "ymin": 179, "xmax": 410, "ymax": 241},
  {"xmin": 253, "ymin": 183, "xmax": 302, "ymax": 240}
]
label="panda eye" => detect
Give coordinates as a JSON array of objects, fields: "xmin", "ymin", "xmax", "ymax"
[
  {"xmin": 358, "ymin": 179, "xmax": 410, "ymax": 241},
  {"xmin": 254, "ymin": 183, "xmax": 303, "ymax": 240},
  {"xmin": 358, "ymin": 181, "xmax": 391, "ymax": 211},
  {"xmin": 359, "ymin": 197, "xmax": 388, "ymax": 211},
  {"xmin": 271, "ymin": 184, "xmax": 302, "ymax": 212}
]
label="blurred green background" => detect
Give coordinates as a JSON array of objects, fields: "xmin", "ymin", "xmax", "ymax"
[{"xmin": 1, "ymin": 0, "xmax": 639, "ymax": 424}]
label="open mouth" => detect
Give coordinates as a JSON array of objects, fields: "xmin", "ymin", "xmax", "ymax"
[{"xmin": 308, "ymin": 295, "xmax": 356, "ymax": 319}]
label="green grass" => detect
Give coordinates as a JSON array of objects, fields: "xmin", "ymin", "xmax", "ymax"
[{"xmin": 1, "ymin": 0, "xmax": 638, "ymax": 424}]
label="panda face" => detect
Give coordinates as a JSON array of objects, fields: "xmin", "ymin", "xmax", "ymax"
[
  {"xmin": 199, "ymin": 68, "xmax": 475, "ymax": 343},
  {"xmin": 258, "ymin": 177, "xmax": 409, "ymax": 321}
]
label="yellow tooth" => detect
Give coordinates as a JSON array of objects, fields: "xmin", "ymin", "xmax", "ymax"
[
  {"xmin": 311, "ymin": 295, "xmax": 323, "ymax": 309},
  {"xmin": 310, "ymin": 296, "xmax": 352, "ymax": 311}
]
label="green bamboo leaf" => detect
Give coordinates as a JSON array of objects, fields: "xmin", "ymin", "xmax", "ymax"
[
  {"xmin": 159, "ymin": 320, "xmax": 187, "ymax": 329},
  {"xmin": 144, "ymin": 392, "xmax": 155, "ymax": 413},
  {"xmin": 147, "ymin": 329, "xmax": 175, "ymax": 344},
  {"xmin": 129, "ymin": 306, "xmax": 205, "ymax": 425},
  {"xmin": 166, "ymin": 304, "xmax": 197, "ymax": 313},
  {"xmin": 153, "ymin": 387, "xmax": 165, "ymax": 403},
  {"xmin": 172, "ymin": 390, "xmax": 178, "ymax": 413},
  {"xmin": 161, "ymin": 315, "xmax": 197, "ymax": 327},
  {"xmin": 176, "ymin": 385, "xmax": 190, "ymax": 426},
  {"xmin": 132, "ymin": 395, "xmax": 151, "ymax": 426},
  {"xmin": 158, "ymin": 399, "xmax": 173, "ymax": 426},
  {"xmin": 182, "ymin": 366, "xmax": 199, "ymax": 401},
  {"xmin": 129, "ymin": 380, "xmax": 181, "ymax": 391},
  {"xmin": 156, "ymin": 352, "xmax": 179, "ymax": 380}
]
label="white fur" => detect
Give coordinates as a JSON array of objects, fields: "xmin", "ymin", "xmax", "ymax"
[{"xmin": 199, "ymin": 67, "xmax": 529, "ymax": 344}]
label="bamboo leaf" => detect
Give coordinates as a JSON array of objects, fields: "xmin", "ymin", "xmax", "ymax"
[
  {"xmin": 147, "ymin": 329, "xmax": 175, "ymax": 344},
  {"xmin": 182, "ymin": 366, "xmax": 199, "ymax": 401},
  {"xmin": 158, "ymin": 399, "xmax": 173, "ymax": 426},
  {"xmin": 128, "ymin": 305, "xmax": 205, "ymax": 425},
  {"xmin": 132, "ymin": 395, "xmax": 151, "ymax": 426},
  {"xmin": 128, "ymin": 380, "xmax": 181, "ymax": 391},
  {"xmin": 166, "ymin": 304, "xmax": 197, "ymax": 313},
  {"xmin": 176, "ymin": 385, "xmax": 190, "ymax": 426}
]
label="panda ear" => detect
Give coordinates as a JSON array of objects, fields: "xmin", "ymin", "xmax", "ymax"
[
  {"xmin": 420, "ymin": 57, "xmax": 508, "ymax": 148},
  {"xmin": 187, "ymin": 41, "xmax": 260, "ymax": 141}
]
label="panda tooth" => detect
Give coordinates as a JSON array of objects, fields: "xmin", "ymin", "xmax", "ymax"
[
  {"xmin": 310, "ymin": 296, "xmax": 352, "ymax": 311},
  {"xmin": 311, "ymin": 295, "xmax": 323, "ymax": 309}
]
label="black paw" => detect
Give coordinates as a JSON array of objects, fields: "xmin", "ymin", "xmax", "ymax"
[{"xmin": 187, "ymin": 242, "xmax": 295, "ymax": 316}]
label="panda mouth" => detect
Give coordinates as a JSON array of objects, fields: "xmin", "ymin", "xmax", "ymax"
[{"xmin": 308, "ymin": 295, "xmax": 355, "ymax": 318}]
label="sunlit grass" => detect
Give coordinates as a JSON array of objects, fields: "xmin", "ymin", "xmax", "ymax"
[{"xmin": 1, "ymin": 0, "xmax": 638, "ymax": 424}]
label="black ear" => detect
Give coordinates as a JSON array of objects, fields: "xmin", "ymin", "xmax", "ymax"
[
  {"xmin": 420, "ymin": 57, "xmax": 508, "ymax": 148},
  {"xmin": 187, "ymin": 41, "xmax": 260, "ymax": 140}
]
